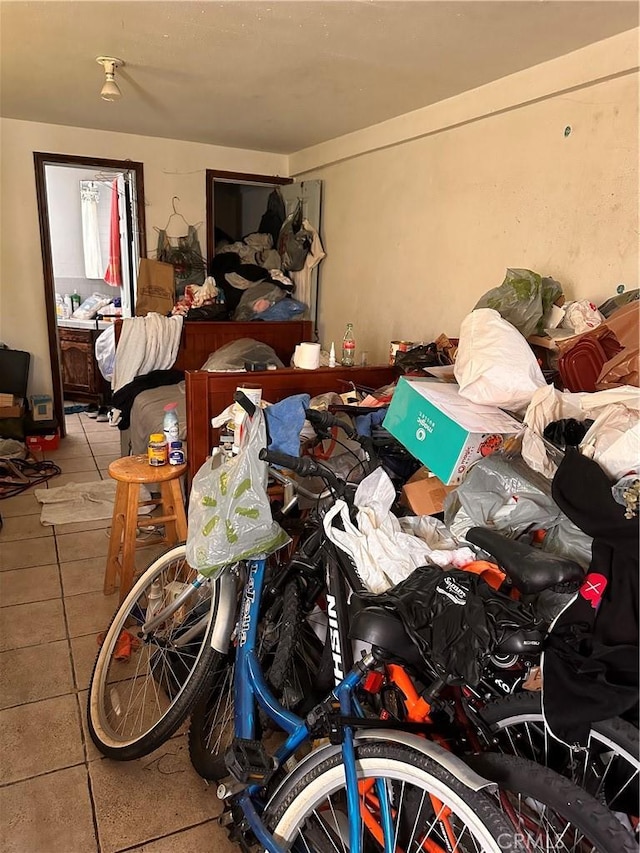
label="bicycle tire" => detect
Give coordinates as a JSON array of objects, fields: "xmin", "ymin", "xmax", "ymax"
[
  {"xmin": 467, "ymin": 752, "xmax": 637, "ymax": 853},
  {"xmin": 266, "ymin": 742, "xmax": 523, "ymax": 852},
  {"xmin": 480, "ymin": 692, "xmax": 639, "ymax": 819},
  {"xmin": 88, "ymin": 543, "xmax": 223, "ymax": 760}
]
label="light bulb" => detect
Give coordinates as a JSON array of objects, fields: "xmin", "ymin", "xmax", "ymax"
[
  {"xmin": 101, "ymin": 77, "xmax": 121, "ymax": 101},
  {"xmin": 96, "ymin": 56, "xmax": 124, "ymax": 102}
]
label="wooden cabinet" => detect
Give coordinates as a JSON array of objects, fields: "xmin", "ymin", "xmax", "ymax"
[{"xmin": 58, "ymin": 327, "xmax": 109, "ymax": 404}]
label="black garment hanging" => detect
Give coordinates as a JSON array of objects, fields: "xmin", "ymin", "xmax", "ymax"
[{"xmin": 542, "ymin": 449, "xmax": 639, "ymax": 745}]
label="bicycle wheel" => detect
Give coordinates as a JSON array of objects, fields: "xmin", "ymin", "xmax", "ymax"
[
  {"xmin": 267, "ymin": 742, "xmax": 522, "ymax": 852},
  {"xmin": 188, "ymin": 576, "xmax": 325, "ymax": 780},
  {"xmin": 88, "ymin": 544, "xmax": 223, "ymax": 760},
  {"xmin": 467, "ymin": 752, "xmax": 637, "ymax": 853},
  {"xmin": 480, "ymin": 692, "xmax": 639, "ymax": 821}
]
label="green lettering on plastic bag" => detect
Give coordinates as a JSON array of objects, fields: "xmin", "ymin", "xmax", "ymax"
[
  {"xmin": 225, "ymin": 519, "xmax": 238, "ymax": 544},
  {"xmin": 202, "ymin": 496, "xmax": 217, "ymax": 507},
  {"xmin": 233, "ymin": 478, "xmax": 251, "ymax": 499},
  {"xmin": 236, "ymin": 506, "xmax": 259, "ymax": 519},
  {"xmin": 202, "ymin": 516, "xmax": 219, "ymax": 536},
  {"xmin": 220, "ymin": 471, "xmax": 229, "ymax": 496}
]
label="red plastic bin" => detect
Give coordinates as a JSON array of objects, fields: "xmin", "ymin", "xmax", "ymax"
[{"xmin": 26, "ymin": 432, "xmax": 60, "ymax": 452}]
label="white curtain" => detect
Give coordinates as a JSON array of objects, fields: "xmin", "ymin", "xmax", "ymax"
[{"xmin": 80, "ymin": 181, "xmax": 103, "ymax": 279}]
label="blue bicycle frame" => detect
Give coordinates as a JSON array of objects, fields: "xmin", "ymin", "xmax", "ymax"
[{"xmin": 232, "ymin": 556, "xmax": 395, "ymax": 853}]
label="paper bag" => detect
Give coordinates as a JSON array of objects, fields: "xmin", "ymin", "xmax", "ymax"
[{"xmin": 135, "ymin": 258, "xmax": 175, "ymax": 317}]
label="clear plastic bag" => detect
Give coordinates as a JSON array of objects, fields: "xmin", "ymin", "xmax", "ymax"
[
  {"xmin": 185, "ymin": 408, "xmax": 289, "ymax": 578},
  {"xmin": 72, "ymin": 292, "xmax": 112, "ymax": 320},
  {"xmin": 232, "ymin": 283, "xmax": 285, "ymax": 321},
  {"xmin": 201, "ymin": 338, "xmax": 284, "ymax": 371},
  {"xmin": 444, "ymin": 454, "xmax": 593, "ymax": 568},
  {"xmin": 474, "ymin": 269, "xmax": 563, "ymax": 338}
]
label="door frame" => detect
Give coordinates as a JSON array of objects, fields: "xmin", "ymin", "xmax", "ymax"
[
  {"xmin": 205, "ymin": 169, "xmax": 291, "ymax": 265},
  {"xmin": 33, "ymin": 152, "xmax": 146, "ymax": 436}
]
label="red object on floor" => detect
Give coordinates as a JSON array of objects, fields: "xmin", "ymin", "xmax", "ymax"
[
  {"xmin": 96, "ymin": 628, "xmax": 140, "ymax": 662},
  {"xmin": 104, "ymin": 178, "xmax": 122, "ymax": 286},
  {"xmin": 25, "ymin": 431, "xmax": 60, "ymax": 452}
]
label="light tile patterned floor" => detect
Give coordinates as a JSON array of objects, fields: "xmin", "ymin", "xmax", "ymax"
[{"xmin": 0, "ymin": 414, "xmax": 234, "ymax": 853}]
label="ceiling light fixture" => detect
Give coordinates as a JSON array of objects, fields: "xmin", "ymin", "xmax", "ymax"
[{"xmin": 96, "ymin": 56, "xmax": 124, "ymax": 101}]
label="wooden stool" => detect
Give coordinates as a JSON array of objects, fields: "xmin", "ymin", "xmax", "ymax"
[{"xmin": 104, "ymin": 456, "xmax": 188, "ymax": 602}]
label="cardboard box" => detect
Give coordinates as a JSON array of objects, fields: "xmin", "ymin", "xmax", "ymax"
[
  {"xmin": 383, "ymin": 378, "xmax": 522, "ymax": 485},
  {"xmin": 26, "ymin": 431, "xmax": 60, "ymax": 452},
  {"xmin": 0, "ymin": 395, "xmax": 25, "ymax": 419},
  {"xmin": 400, "ymin": 467, "xmax": 455, "ymax": 515},
  {"xmin": 29, "ymin": 394, "xmax": 53, "ymax": 421}
]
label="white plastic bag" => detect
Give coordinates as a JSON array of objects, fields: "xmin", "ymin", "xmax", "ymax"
[
  {"xmin": 522, "ymin": 385, "xmax": 586, "ymax": 478},
  {"xmin": 455, "ymin": 310, "xmax": 546, "ymax": 412},
  {"xmin": 95, "ymin": 325, "xmax": 116, "ymax": 381},
  {"xmin": 186, "ymin": 408, "xmax": 289, "ymax": 578},
  {"xmin": 580, "ymin": 404, "xmax": 640, "ymax": 480},
  {"xmin": 323, "ymin": 468, "xmax": 474, "ymax": 594},
  {"xmin": 561, "ymin": 300, "xmax": 604, "ymax": 335}
]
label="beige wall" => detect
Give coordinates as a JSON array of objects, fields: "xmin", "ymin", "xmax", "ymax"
[
  {"xmin": 2, "ymin": 30, "xmax": 638, "ymax": 393},
  {"xmin": 0, "ymin": 118, "xmax": 287, "ymax": 395},
  {"xmin": 292, "ymin": 30, "xmax": 639, "ymax": 363}
]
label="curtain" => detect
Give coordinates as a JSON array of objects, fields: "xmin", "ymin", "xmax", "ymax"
[
  {"xmin": 104, "ymin": 178, "xmax": 122, "ymax": 286},
  {"xmin": 80, "ymin": 181, "xmax": 103, "ymax": 279}
]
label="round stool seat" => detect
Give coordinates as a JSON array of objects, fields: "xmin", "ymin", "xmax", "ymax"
[{"xmin": 108, "ymin": 455, "xmax": 187, "ymax": 484}]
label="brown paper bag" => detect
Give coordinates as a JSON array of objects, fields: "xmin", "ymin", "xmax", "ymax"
[{"xmin": 135, "ymin": 258, "xmax": 175, "ymax": 316}]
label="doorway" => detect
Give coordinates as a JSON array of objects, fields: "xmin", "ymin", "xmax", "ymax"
[
  {"xmin": 205, "ymin": 169, "xmax": 323, "ymax": 329},
  {"xmin": 34, "ymin": 153, "xmax": 146, "ymax": 436}
]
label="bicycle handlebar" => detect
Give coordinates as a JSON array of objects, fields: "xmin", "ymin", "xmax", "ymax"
[
  {"xmin": 234, "ymin": 390, "xmax": 256, "ymax": 417},
  {"xmin": 304, "ymin": 408, "xmax": 356, "ymax": 439},
  {"xmin": 259, "ymin": 448, "xmax": 343, "ymax": 492}
]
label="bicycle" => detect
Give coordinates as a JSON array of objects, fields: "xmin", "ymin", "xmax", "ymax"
[{"xmin": 188, "ymin": 426, "xmax": 638, "ymax": 848}]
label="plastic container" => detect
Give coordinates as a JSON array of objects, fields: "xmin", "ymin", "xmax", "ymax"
[
  {"xmin": 63, "ymin": 294, "xmax": 73, "ymax": 319},
  {"xmin": 163, "ymin": 403, "xmax": 180, "ymax": 445},
  {"xmin": 146, "ymin": 580, "xmax": 163, "ymax": 619},
  {"xmin": 169, "ymin": 440, "xmax": 185, "ymax": 466},
  {"xmin": 342, "ymin": 323, "xmax": 355, "ymax": 367},
  {"xmin": 70, "ymin": 290, "xmax": 81, "ymax": 313},
  {"xmin": 148, "ymin": 433, "xmax": 168, "ymax": 466}
]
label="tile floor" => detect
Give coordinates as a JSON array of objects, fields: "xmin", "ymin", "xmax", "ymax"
[{"xmin": 0, "ymin": 413, "xmax": 235, "ymax": 853}]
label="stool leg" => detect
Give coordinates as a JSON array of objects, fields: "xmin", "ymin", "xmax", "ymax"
[
  {"xmin": 171, "ymin": 478, "xmax": 188, "ymax": 542},
  {"xmin": 104, "ymin": 483, "xmax": 126, "ymax": 595},
  {"xmin": 159, "ymin": 481, "xmax": 178, "ymax": 546},
  {"xmin": 119, "ymin": 483, "xmax": 140, "ymax": 603}
]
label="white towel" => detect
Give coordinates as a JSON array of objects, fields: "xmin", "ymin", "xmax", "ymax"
[
  {"xmin": 35, "ymin": 481, "xmax": 117, "ymax": 526},
  {"xmin": 113, "ymin": 313, "xmax": 183, "ymax": 393}
]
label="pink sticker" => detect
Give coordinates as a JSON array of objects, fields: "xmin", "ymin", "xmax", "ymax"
[{"xmin": 579, "ymin": 573, "xmax": 608, "ymax": 609}]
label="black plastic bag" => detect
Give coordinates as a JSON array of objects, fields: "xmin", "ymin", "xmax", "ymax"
[{"xmin": 394, "ymin": 343, "xmax": 449, "ymax": 372}]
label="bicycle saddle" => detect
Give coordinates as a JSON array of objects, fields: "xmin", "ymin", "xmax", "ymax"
[
  {"xmin": 349, "ymin": 597, "xmax": 425, "ymax": 669},
  {"xmin": 466, "ymin": 527, "xmax": 584, "ymax": 596}
]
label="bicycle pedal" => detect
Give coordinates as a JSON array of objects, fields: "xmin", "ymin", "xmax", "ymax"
[{"xmin": 225, "ymin": 738, "xmax": 276, "ymax": 785}]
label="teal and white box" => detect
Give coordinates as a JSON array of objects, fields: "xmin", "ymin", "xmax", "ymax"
[
  {"xmin": 30, "ymin": 394, "xmax": 53, "ymax": 421},
  {"xmin": 383, "ymin": 378, "xmax": 522, "ymax": 485}
]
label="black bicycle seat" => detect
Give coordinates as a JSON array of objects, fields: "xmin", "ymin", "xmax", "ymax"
[
  {"xmin": 493, "ymin": 626, "xmax": 544, "ymax": 656},
  {"xmin": 466, "ymin": 527, "xmax": 584, "ymax": 596},
  {"xmin": 349, "ymin": 598, "xmax": 425, "ymax": 669}
]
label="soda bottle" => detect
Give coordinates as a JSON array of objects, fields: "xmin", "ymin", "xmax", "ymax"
[{"xmin": 342, "ymin": 323, "xmax": 355, "ymax": 367}]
